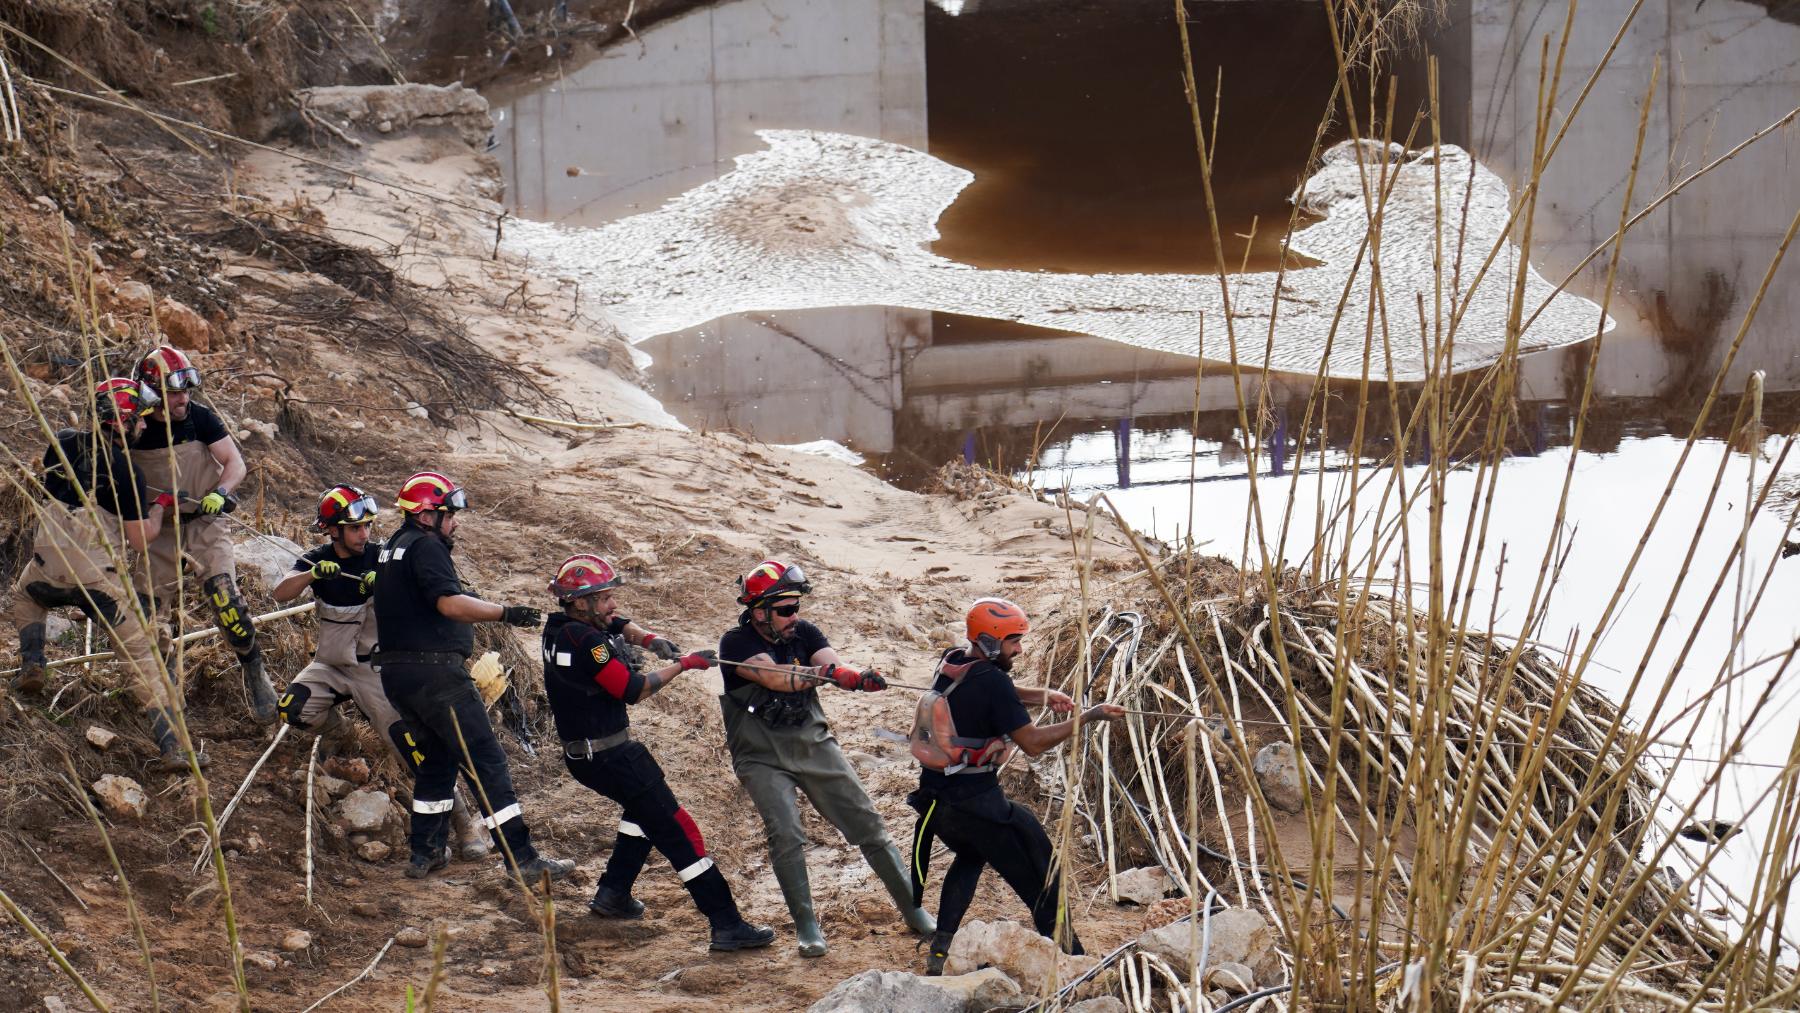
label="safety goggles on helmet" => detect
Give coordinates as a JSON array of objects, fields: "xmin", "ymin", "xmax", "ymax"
[
  {"xmin": 318, "ymin": 485, "xmax": 379, "ymax": 528},
  {"xmin": 737, "ymin": 559, "xmax": 812, "ymax": 606},
  {"xmin": 154, "ymin": 366, "xmax": 203, "ymax": 392},
  {"xmin": 440, "ymin": 488, "xmax": 468, "ymax": 511}
]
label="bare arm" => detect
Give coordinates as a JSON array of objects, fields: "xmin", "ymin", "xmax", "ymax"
[
  {"xmin": 121, "ymin": 501, "xmax": 167, "ymax": 552},
  {"xmin": 437, "ymin": 594, "xmax": 504, "ymax": 623},
  {"xmin": 733, "ymin": 652, "xmax": 822, "ymax": 694},
  {"xmin": 632, "ymin": 661, "xmax": 688, "ymax": 703},
  {"xmin": 1016, "ymin": 686, "xmax": 1075, "ymax": 712},
  {"xmin": 1008, "ymin": 704, "xmax": 1123, "ymax": 757},
  {"xmin": 272, "ymin": 569, "xmax": 314, "ymax": 603},
  {"xmin": 207, "ymin": 437, "xmax": 247, "ymax": 495}
]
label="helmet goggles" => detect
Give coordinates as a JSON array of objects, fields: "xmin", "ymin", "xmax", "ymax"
[
  {"xmin": 339, "ymin": 494, "xmax": 378, "ymax": 523},
  {"xmin": 156, "ymin": 366, "xmax": 203, "ymax": 392},
  {"xmin": 758, "ymin": 564, "xmax": 809, "ymax": 602}
]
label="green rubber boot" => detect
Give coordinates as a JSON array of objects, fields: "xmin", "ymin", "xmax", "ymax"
[
  {"xmin": 773, "ymin": 854, "xmax": 827, "ymax": 957},
  {"xmin": 866, "ymin": 842, "xmax": 936, "ymax": 934}
]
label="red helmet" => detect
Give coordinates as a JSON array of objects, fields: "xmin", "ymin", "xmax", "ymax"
[
  {"xmin": 394, "ymin": 472, "xmax": 468, "ymax": 514},
  {"xmin": 316, "ymin": 484, "xmax": 378, "ymax": 529},
  {"xmin": 967, "ymin": 598, "xmax": 1029, "ymax": 659},
  {"xmin": 737, "ymin": 559, "xmax": 811, "ymax": 606},
  {"xmin": 94, "ymin": 377, "xmax": 159, "ymax": 429},
  {"xmin": 133, "ymin": 345, "xmax": 201, "ymax": 393},
  {"xmin": 550, "ymin": 554, "xmax": 622, "ymax": 601}
]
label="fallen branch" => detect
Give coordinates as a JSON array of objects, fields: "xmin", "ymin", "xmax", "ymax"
[
  {"xmin": 14, "ymin": 832, "xmax": 88, "ymax": 912},
  {"xmin": 304, "ymin": 735, "xmax": 321, "ymax": 909},
  {"xmin": 192, "ymin": 724, "xmax": 290, "ymax": 875},
  {"xmin": 297, "ymin": 936, "xmax": 394, "ymax": 1013}
]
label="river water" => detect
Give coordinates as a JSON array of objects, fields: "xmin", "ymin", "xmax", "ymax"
[{"xmin": 489, "ymin": 0, "xmax": 1800, "ymax": 940}]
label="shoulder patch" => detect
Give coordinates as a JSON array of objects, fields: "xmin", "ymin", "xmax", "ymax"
[{"xmin": 591, "ymin": 643, "xmax": 611, "ymax": 666}]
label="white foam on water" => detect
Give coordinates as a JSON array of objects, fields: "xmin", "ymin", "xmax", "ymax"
[{"xmin": 504, "ymin": 129, "xmax": 1611, "ymax": 381}]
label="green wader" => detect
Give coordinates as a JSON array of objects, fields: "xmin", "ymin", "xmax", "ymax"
[{"xmin": 721, "ymin": 689, "xmax": 934, "ymax": 956}]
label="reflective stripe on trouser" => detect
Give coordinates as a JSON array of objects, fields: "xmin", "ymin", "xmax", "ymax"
[
  {"xmin": 12, "ymin": 549, "xmax": 169, "ymax": 711},
  {"xmin": 565, "ymin": 739, "xmax": 739, "ymax": 926},
  {"xmin": 380, "ymin": 661, "xmax": 534, "ymax": 863},
  {"xmin": 912, "ymin": 786, "xmax": 1080, "ymax": 953}
]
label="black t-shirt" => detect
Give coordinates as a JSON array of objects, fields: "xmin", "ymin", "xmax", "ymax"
[
  {"xmin": 44, "ymin": 430, "xmax": 149, "ymax": 521},
  {"xmin": 292, "ymin": 541, "xmax": 381, "ymax": 608},
  {"xmin": 372, "ymin": 522, "xmax": 473, "ymax": 657},
  {"xmin": 542, "ymin": 613, "xmax": 641, "ymax": 742},
  {"xmin": 134, "ymin": 401, "xmax": 230, "ymax": 450},
  {"xmin": 917, "ymin": 649, "xmax": 1033, "ymax": 799},
  {"xmin": 718, "ymin": 619, "xmax": 831, "ymax": 695}
]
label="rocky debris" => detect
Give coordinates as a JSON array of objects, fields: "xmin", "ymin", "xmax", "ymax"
[
  {"xmin": 243, "ymin": 950, "xmax": 281, "ymax": 972},
  {"xmin": 110, "ymin": 280, "xmax": 153, "ymax": 315},
  {"xmin": 297, "ymin": 84, "xmax": 493, "ymax": 149},
  {"xmin": 1205, "ymin": 962, "xmax": 1255, "ymax": 994},
  {"xmin": 395, "ymin": 926, "xmax": 428, "ymax": 948},
  {"xmin": 357, "ymin": 840, "xmax": 392, "ymax": 863},
  {"xmin": 233, "ymin": 533, "xmax": 307, "ymax": 588},
  {"xmin": 92, "ymin": 775, "xmax": 147, "ymax": 819},
  {"xmin": 41, "ymin": 997, "xmax": 70, "ymax": 1013},
  {"xmin": 808, "ymin": 968, "xmax": 1019, "ymax": 1012},
  {"xmin": 1067, "ymin": 999, "xmax": 1128, "ymax": 1013},
  {"xmin": 1253, "ymin": 741, "xmax": 1306, "ymax": 814},
  {"xmin": 942, "ymin": 920, "xmax": 1098, "ymax": 991},
  {"xmin": 335, "ymin": 789, "xmax": 392, "ymax": 834},
  {"xmin": 315, "ymin": 773, "xmax": 353, "ymax": 800},
  {"xmin": 84, "ymin": 725, "xmax": 118, "ymax": 751},
  {"xmin": 1111, "ymin": 866, "xmax": 1172, "ymax": 906},
  {"xmin": 324, "ymin": 756, "xmax": 371, "ymax": 785},
  {"xmin": 154, "ymin": 296, "xmax": 210, "ymax": 352},
  {"xmin": 1136, "ymin": 907, "xmax": 1276, "ymax": 983},
  {"xmin": 280, "ymin": 929, "xmax": 313, "ymax": 952},
  {"xmin": 1142, "ymin": 897, "xmax": 1190, "ymax": 930}
]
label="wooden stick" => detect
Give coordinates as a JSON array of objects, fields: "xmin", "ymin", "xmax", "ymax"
[
  {"xmin": 296, "ymin": 936, "xmax": 394, "ymax": 1013},
  {"xmin": 14, "ymin": 832, "xmax": 87, "ymax": 911},
  {"xmin": 304, "ymin": 735, "xmax": 321, "ymax": 909},
  {"xmin": 193, "ymin": 724, "xmax": 289, "ymax": 874}
]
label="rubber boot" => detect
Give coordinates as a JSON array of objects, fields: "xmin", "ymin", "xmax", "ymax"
[
  {"xmin": 924, "ymin": 930, "xmax": 954, "ymax": 976},
  {"xmin": 450, "ymin": 793, "xmax": 493, "ymax": 861},
  {"xmin": 149, "ymin": 709, "xmax": 209, "ymax": 772},
  {"xmin": 866, "ymin": 842, "xmax": 936, "ymax": 934},
  {"xmin": 239, "ymin": 647, "xmax": 278, "ymax": 724},
  {"xmin": 773, "ymin": 853, "xmax": 827, "ymax": 957},
  {"xmin": 15, "ymin": 622, "xmax": 47, "ymax": 693}
]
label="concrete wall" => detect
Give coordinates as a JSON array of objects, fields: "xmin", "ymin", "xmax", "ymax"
[
  {"xmin": 1467, "ymin": 0, "xmax": 1800, "ymax": 397},
  {"xmin": 494, "ymin": 0, "xmax": 930, "ymax": 454}
]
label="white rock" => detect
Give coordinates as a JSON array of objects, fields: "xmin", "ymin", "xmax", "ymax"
[
  {"xmin": 280, "ymin": 929, "xmax": 312, "ymax": 952},
  {"xmin": 92, "ymin": 775, "xmax": 147, "ymax": 819},
  {"xmin": 335, "ymin": 789, "xmax": 392, "ymax": 834},
  {"xmin": 942, "ymin": 919, "xmax": 1097, "ymax": 992},
  {"xmin": 84, "ymin": 725, "xmax": 119, "ymax": 751},
  {"xmin": 1136, "ymin": 908, "xmax": 1275, "ymax": 978},
  {"xmin": 232, "ymin": 533, "xmax": 307, "ymax": 587},
  {"xmin": 395, "ymin": 926, "xmax": 428, "ymax": 948},
  {"xmin": 1111, "ymin": 866, "xmax": 1172, "ymax": 906},
  {"xmin": 808, "ymin": 968, "xmax": 1018, "ymax": 1012},
  {"xmin": 357, "ymin": 840, "xmax": 392, "ymax": 862},
  {"xmin": 315, "ymin": 773, "xmax": 353, "ymax": 800},
  {"xmin": 1253, "ymin": 741, "xmax": 1306, "ymax": 814},
  {"xmin": 243, "ymin": 950, "xmax": 280, "ymax": 972}
]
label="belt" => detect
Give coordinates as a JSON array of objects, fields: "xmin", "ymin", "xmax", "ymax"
[
  {"xmin": 562, "ymin": 729, "xmax": 630, "ymax": 760},
  {"xmin": 369, "ymin": 650, "xmax": 466, "ymax": 668}
]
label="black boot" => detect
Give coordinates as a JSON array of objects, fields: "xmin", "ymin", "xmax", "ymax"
[
  {"xmin": 513, "ymin": 853, "xmax": 576, "ymax": 886},
  {"xmin": 589, "ymin": 884, "xmax": 645, "ymax": 919},
  {"xmin": 709, "ymin": 919, "xmax": 776, "ymax": 951},
  {"xmin": 405, "ymin": 848, "xmax": 450, "ymax": 880},
  {"xmin": 240, "ymin": 647, "xmax": 277, "ymax": 724},
  {"xmin": 15, "ymin": 622, "xmax": 47, "ymax": 693},
  {"xmin": 924, "ymin": 931, "xmax": 953, "ymax": 976},
  {"xmin": 149, "ymin": 709, "xmax": 209, "ymax": 772}
]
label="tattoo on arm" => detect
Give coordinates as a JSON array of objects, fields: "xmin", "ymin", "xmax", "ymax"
[{"xmin": 636, "ymin": 669, "xmax": 669, "ymax": 702}]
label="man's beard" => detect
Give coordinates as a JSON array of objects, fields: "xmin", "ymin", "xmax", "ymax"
[{"xmin": 993, "ymin": 652, "xmax": 1015, "ymax": 672}]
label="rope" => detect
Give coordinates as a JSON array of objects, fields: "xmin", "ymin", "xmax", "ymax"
[{"xmin": 0, "ymin": 602, "xmax": 316, "ymax": 677}]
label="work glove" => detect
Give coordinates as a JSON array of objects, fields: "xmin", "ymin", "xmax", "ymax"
[
  {"xmin": 855, "ymin": 668, "xmax": 887, "ymax": 692},
  {"xmin": 357, "ymin": 570, "xmax": 377, "ymax": 596},
  {"xmin": 678, "ymin": 650, "xmax": 716, "ymax": 672},
  {"xmin": 199, "ymin": 488, "xmax": 237, "ymax": 515},
  {"xmin": 644, "ymin": 636, "xmax": 681, "ymax": 661},
  {"xmin": 309, "ymin": 559, "xmax": 341, "ymax": 580},
  {"xmin": 822, "ymin": 664, "xmax": 886, "ymax": 692},
  {"xmin": 501, "ymin": 605, "xmax": 542, "ymax": 628},
  {"xmin": 154, "ymin": 492, "xmax": 175, "ymax": 512}
]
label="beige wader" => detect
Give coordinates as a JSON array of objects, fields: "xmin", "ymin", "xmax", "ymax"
[
  {"xmin": 132, "ymin": 438, "xmax": 236, "ymax": 600},
  {"xmin": 279, "ymin": 599, "xmax": 408, "ymax": 760},
  {"xmin": 9, "ymin": 498, "xmax": 168, "ymax": 710}
]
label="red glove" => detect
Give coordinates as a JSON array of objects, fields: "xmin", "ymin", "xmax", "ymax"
[
  {"xmin": 856, "ymin": 669, "xmax": 887, "ymax": 692},
  {"xmin": 154, "ymin": 492, "xmax": 175, "ymax": 511},
  {"xmin": 821, "ymin": 663, "xmax": 860, "ymax": 691},
  {"xmin": 679, "ymin": 650, "xmax": 716, "ymax": 672}
]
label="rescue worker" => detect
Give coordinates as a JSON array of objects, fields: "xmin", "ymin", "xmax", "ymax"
[
  {"xmin": 372, "ymin": 471, "xmax": 572, "ymax": 883},
  {"xmin": 10, "ymin": 379, "xmax": 200, "ymax": 769},
  {"xmin": 906, "ymin": 598, "xmax": 1125, "ymax": 975},
  {"xmin": 542, "ymin": 554, "xmax": 775, "ymax": 951},
  {"xmin": 716, "ymin": 559, "xmax": 934, "ymax": 957},
  {"xmin": 272, "ymin": 485, "xmax": 489, "ymax": 861},
  {"xmin": 131, "ymin": 345, "xmax": 277, "ymax": 723}
]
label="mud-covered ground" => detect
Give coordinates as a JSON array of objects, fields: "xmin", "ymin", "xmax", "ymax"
[{"xmin": 0, "ymin": 4, "xmax": 1189, "ymax": 1009}]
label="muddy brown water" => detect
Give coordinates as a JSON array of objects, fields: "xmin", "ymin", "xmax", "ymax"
[{"xmin": 491, "ymin": 0, "xmax": 1800, "ymax": 934}]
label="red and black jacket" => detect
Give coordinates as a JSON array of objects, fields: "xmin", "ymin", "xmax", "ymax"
[{"xmin": 541, "ymin": 613, "xmax": 643, "ymax": 742}]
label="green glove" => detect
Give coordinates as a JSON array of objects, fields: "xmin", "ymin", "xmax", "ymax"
[
  {"xmin": 309, "ymin": 559, "xmax": 341, "ymax": 580},
  {"xmin": 358, "ymin": 570, "xmax": 377, "ymax": 596},
  {"xmin": 199, "ymin": 490, "xmax": 228, "ymax": 515}
]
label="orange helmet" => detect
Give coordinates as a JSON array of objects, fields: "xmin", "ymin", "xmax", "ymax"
[
  {"xmin": 94, "ymin": 377, "xmax": 159, "ymax": 429},
  {"xmin": 394, "ymin": 472, "xmax": 467, "ymax": 514},
  {"xmin": 967, "ymin": 598, "xmax": 1029, "ymax": 659},
  {"xmin": 134, "ymin": 345, "xmax": 201, "ymax": 393},
  {"xmin": 737, "ymin": 559, "xmax": 811, "ymax": 606},
  {"xmin": 316, "ymin": 484, "xmax": 378, "ymax": 529},
  {"xmin": 550, "ymin": 553, "xmax": 621, "ymax": 601}
]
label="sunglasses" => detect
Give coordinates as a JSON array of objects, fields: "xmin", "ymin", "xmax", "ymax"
[{"xmin": 769, "ymin": 603, "xmax": 801, "ymax": 617}]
